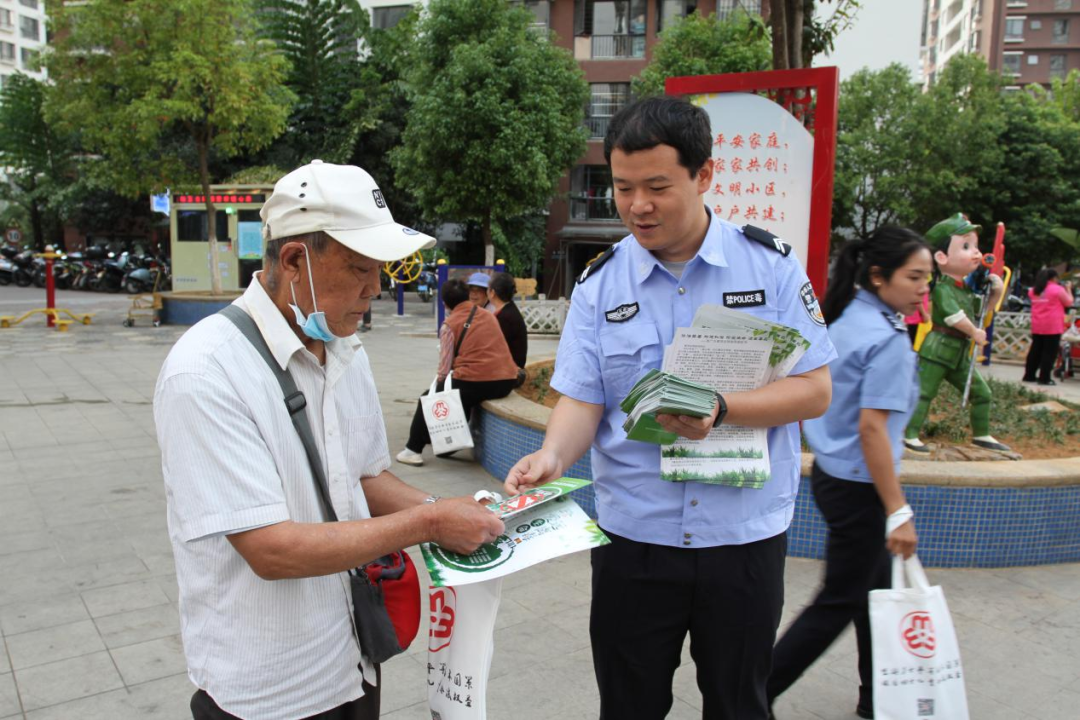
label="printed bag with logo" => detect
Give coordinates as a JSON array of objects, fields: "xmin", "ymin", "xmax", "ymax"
[
  {"xmin": 428, "ymin": 579, "xmax": 502, "ymax": 720},
  {"xmin": 421, "ymin": 370, "xmax": 474, "ymax": 455},
  {"xmin": 870, "ymin": 555, "xmax": 970, "ymax": 720}
]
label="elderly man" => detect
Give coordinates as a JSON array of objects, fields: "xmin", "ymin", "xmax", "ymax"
[{"xmin": 154, "ymin": 160, "xmax": 504, "ymax": 720}]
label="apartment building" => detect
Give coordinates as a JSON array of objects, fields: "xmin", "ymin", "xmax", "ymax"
[
  {"xmin": 0, "ymin": 0, "xmax": 47, "ymax": 89},
  {"xmin": 359, "ymin": 0, "xmax": 768, "ymax": 296},
  {"xmin": 920, "ymin": 0, "xmax": 1080, "ymax": 90}
]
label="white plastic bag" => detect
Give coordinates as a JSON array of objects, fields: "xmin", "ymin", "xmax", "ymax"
[
  {"xmin": 427, "ymin": 579, "xmax": 502, "ymax": 720},
  {"xmin": 870, "ymin": 555, "xmax": 970, "ymax": 720},
  {"xmin": 421, "ymin": 371, "xmax": 474, "ymax": 455}
]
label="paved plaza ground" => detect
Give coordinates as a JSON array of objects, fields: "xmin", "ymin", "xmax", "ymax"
[{"xmin": 0, "ymin": 284, "xmax": 1079, "ymax": 719}]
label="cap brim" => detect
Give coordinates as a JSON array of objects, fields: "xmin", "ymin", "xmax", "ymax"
[{"xmin": 325, "ymin": 221, "xmax": 435, "ymax": 263}]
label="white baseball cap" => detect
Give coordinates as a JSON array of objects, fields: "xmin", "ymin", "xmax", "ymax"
[{"xmin": 260, "ymin": 160, "xmax": 435, "ymax": 262}]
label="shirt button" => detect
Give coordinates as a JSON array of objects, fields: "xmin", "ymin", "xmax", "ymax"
[
  {"xmin": 678, "ymin": 287, "xmax": 686, "ymax": 295},
  {"xmin": 684, "ymin": 532, "xmax": 692, "ymax": 539},
  {"xmin": 690, "ymin": 499, "xmax": 699, "ymax": 507},
  {"xmin": 683, "ymin": 539, "xmax": 692, "ymax": 546}
]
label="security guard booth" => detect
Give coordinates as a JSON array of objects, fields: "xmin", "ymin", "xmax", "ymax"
[{"xmin": 168, "ymin": 185, "xmax": 274, "ymax": 292}]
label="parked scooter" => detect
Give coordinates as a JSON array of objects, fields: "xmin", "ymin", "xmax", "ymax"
[
  {"xmin": 416, "ymin": 265, "xmax": 437, "ymax": 302},
  {"xmin": 0, "ymin": 246, "xmax": 16, "ymax": 286},
  {"xmin": 3, "ymin": 249, "xmax": 36, "ymax": 287}
]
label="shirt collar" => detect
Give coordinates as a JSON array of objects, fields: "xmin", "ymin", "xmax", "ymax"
[
  {"xmin": 629, "ymin": 206, "xmax": 729, "ymax": 285},
  {"xmin": 241, "ymin": 272, "xmax": 361, "ymax": 371},
  {"xmin": 854, "ymin": 287, "xmax": 899, "ymax": 317}
]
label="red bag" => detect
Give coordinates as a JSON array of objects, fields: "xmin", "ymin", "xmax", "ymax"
[{"xmin": 360, "ymin": 551, "xmax": 421, "ymax": 656}]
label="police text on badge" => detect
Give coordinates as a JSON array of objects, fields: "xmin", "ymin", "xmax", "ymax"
[{"xmin": 723, "ymin": 290, "xmax": 766, "ymax": 308}]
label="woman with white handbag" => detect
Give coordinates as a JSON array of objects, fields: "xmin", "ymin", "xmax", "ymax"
[
  {"xmin": 767, "ymin": 227, "xmax": 932, "ymax": 719},
  {"xmin": 397, "ymin": 279, "xmax": 519, "ymax": 466}
]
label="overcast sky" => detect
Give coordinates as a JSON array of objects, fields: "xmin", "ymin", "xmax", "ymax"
[{"xmin": 817, "ymin": 0, "xmax": 923, "ymax": 82}]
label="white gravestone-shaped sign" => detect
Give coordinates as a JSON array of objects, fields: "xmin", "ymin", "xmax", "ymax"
[{"xmin": 693, "ymin": 92, "xmax": 814, "ymax": 268}]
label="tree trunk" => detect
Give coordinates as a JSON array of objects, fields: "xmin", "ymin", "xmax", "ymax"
[
  {"xmin": 482, "ymin": 213, "xmax": 494, "ymax": 267},
  {"xmin": 771, "ymin": 0, "xmax": 789, "ymax": 70},
  {"xmin": 197, "ymin": 134, "xmax": 223, "ymax": 295},
  {"xmin": 788, "ymin": 0, "xmax": 804, "ymax": 70}
]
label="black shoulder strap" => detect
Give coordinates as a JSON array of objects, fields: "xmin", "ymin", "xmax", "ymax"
[
  {"xmin": 218, "ymin": 304, "xmax": 338, "ymax": 522},
  {"xmin": 577, "ymin": 245, "xmax": 616, "ymax": 284},
  {"xmin": 454, "ymin": 305, "xmax": 479, "ymax": 356},
  {"xmin": 741, "ymin": 224, "xmax": 792, "ymax": 257}
]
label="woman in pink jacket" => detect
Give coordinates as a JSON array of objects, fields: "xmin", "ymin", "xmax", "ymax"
[{"xmin": 1024, "ymin": 268, "xmax": 1073, "ymax": 385}]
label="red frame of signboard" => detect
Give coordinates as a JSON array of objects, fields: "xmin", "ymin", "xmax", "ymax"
[{"xmin": 666, "ymin": 67, "xmax": 839, "ymax": 294}]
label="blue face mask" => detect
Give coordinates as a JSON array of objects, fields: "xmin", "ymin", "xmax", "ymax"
[{"xmin": 288, "ymin": 251, "xmax": 336, "ymax": 343}]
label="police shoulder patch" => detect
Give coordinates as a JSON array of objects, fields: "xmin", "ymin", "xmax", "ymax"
[
  {"xmin": 741, "ymin": 224, "xmax": 792, "ymax": 257},
  {"xmin": 799, "ymin": 281, "xmax": 826, "ymax": 327},
  {"xmin": 577, "ymin": 245, "xmax": 617, "ymax": 284},
  {"xmin": 882, "ymin": 311, "xmax": 907, "ymax": 333}
]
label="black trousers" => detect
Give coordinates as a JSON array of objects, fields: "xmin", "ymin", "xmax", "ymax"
[
  {"xmin": 767, "ymin": 463, "xmax": 890, "ymax": 712},
  {"xmin": 1024, "ymin": 333, "xmax": 1061, "ymax": 383},
  {"xmin": 191, "ymin": 667, "xmax": 380, "ymax": 720},
  {"xmin": 590, "ymin": 529, "xmax": 787, "ymax": 720},
  {"xmin": 405, "ymin": 377, "xmax": 515, "ymax": 453}
]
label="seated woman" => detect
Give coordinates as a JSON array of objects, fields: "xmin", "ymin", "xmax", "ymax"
[{"xmin": 396, "ymin": 278, "xmax": 519, "ymax": 466}]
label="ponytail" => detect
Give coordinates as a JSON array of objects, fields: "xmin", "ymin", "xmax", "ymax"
[
  {"xmin": 822, "ymin": 240, "xmax": 864, "ymax": 325},
  {"xmin": 823, "ymin": 226, "xmax": 931, "ymax": 325},
  {"xmin": 1034, "ymin": 268, "xmax": 1057, "ymax": 296}
]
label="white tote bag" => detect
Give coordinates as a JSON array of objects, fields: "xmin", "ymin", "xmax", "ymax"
[
  {"xmin": 421, "ymin": 370, "xmax": 474, "ymax": 455},
  {"xmin": 428, "ymin": 579, "xmax": 503, "ymax": 720},
  {"xmin": 870, "ymin": 555, "xmax": 970, "ymax": 720}
]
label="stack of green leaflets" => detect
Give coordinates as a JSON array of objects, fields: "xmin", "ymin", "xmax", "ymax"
[{"xmin": 619, "ymin": 369, "xmax": 718, "ymax": 445}]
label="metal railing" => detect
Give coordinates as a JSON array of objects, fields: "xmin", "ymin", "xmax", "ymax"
[
  {"xmin": 590, "ymin": 34, "xmax": 645, "ymax": 59},
  {"xmin": 584, "ymin": 116, "xmax": 610, "ymax": 139}
]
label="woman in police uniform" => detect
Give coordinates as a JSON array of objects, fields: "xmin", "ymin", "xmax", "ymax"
[{"xmin": 767, "ymin": 226, "xmax": 932, "ymax": 719}]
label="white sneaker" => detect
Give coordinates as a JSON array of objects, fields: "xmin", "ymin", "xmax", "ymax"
[{"xmin": 396, "ymin": 448, "xmax": 424, "ymax": 466}]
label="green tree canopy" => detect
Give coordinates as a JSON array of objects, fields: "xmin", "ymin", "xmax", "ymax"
[
  {"xmin": 256, "ymin": 0, "xmax": 365, "ymax": 164},
  {"xmin": 632, "ymin": 11, "xmax": 771, "ymax": 97},
  {"xmin": 0, "ymin": 73, "xmax": 73, "ymax": 249},
  {"xmin": 391, "ymin": 0, "xmax": 588, "ymax": 265},
  {"xmin": 45, "ymin": 0, "xmax": 294, "ymax": 293}
]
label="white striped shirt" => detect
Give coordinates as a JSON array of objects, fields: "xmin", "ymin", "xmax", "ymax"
[{"xmin": 154, "ymin": 274, "xmax": 389, "ymax": 720}]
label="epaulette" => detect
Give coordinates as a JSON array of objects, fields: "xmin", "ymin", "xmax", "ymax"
[
  {"xmin": 882, "ymin": 311, "xmax": 907, "ymax": 333},
  {"xmin": 741, "ymin": 224, "xmax": 792, "ymax": 257},
  {"xmin": 577, "ymin": 245, "xmax": 617, "ymax": 284}
]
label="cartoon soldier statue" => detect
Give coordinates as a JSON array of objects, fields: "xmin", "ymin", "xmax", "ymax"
[{"xmin": 904, "ymin": 214, "xmax": 1011, "ymax": 453}]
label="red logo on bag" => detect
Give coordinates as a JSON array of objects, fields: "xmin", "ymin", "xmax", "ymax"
[
  {"xmin": 429, "ymin": 587, "xmax": 456, "ymax": 652},
  {"xmin": 432, "ymin": 400, "xmax": 450, "ymax": 420},
  {"xmin": 900, "ymin": 611, "xmax": 936, "ymax": 658}
]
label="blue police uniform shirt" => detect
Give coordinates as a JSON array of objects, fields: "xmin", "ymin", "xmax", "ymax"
[
  {"xmin": 551, "ymin": 210, "xmax": 836, "ymax": 548},
  {"xmin": 803, "ymin": 289, "xmax": 919, "ymax": 483}
]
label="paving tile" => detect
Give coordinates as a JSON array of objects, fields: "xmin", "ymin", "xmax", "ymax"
[
  {"xmin": 23, "ymin": 688, "xmax": 143, "ymax": 720},
  {"xmin": 6, "ymin": 619, "xmax": 105, "ymax": 670},
  {"xmin": 68, "ymin": 557, "xmax": 153, "ymax": 592},
  {"xmin": 0, "ymin": 672, "xmax": 21, "ymax": 718},
  {"xmin": 109, "ymin": 635, "xmax": 187, "ymax": 686},
  {"xmin": 81, "ymin": 580, "xmax": 170, "ymax": 619},
  {"xmin": 126, "ymin": 673, "xmax": 197, "ymax": 719},
  {"xmin": 0, "ymin": 593, "xmax": 90, "ymax": 636},
  {"xmin": 0, "ymin": 638, "xmax": 7, "ymax": 675},
  {"xmin": 0, "ymin": 569, "xmax": 72, "ymax": 607},
  {"xmin": 14, "ymin": 651, "xmax": 124, "ymax": 711},
  {"xmin": 0, "ymin": 529, "xmax": 54, "ymax": 557},
  {"xmin": 96, "ymin": 604, "xmax": 179, "ymax": 650}
]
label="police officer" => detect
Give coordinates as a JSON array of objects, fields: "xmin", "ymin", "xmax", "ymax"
[
  {"xmin": 504, "ymin": 96, "xmax": 836, "ymax": 720},
  {"xmin": 767, "ymin": 226, "xmax": 930, "ymax": 719}
]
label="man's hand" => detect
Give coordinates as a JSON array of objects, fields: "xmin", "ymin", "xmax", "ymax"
[
  {"xmin": 887, "ymin": 520, "xmax": 917, "ymax": 559},
  {"xmin": 504, "ymin": 448, "xmax": 563, "ymax": 496},
  {"xmin": 655, "ymin": 398, "xmax": 719, "ymax": 441},
  {"xmin": 971, "ymin": 328, "xmax": 987, "ymax": 346},
  {"xmin": 429, "ymin": 497, "xmax": 505, "ymax": 555}
]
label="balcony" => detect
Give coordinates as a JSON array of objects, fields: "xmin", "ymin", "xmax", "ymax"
[
  {"xmin": 590, "ymin": 34, "xmax": 645, "ymax": 60},
  {"xmin": 570, "ymin": 195, "xmax": 619, "ymax": 222}
]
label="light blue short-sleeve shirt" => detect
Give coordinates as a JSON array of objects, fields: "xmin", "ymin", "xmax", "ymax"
[
  {"xmin": 803, "ymin": 289, "xmax": 919, "ymax": 483},
  {"xmin": 551, "ymin": 211, "xmax": 836, "ymax": 548}
]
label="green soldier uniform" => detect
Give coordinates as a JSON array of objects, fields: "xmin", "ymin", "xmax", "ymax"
[{"xmin": 905, "ymin": 277, "xmax": 992, "ymax": 439}]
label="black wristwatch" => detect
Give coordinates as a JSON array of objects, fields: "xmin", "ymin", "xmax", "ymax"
[{"xmin": 712, "ymin": 392, "xmax": 728, "ymax": 428}]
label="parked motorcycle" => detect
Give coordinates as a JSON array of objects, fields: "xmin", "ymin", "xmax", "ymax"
[
  {"xmin": 122, "ymin": 253, "xmax": 164, "ymax": 294},
  {"xmin": 3, "ymin": 249, "xmax": 36, "ymax": 287},
  {"xmin": 416, "ymin": 266, "xmax": 437, "ymax": 302}
]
